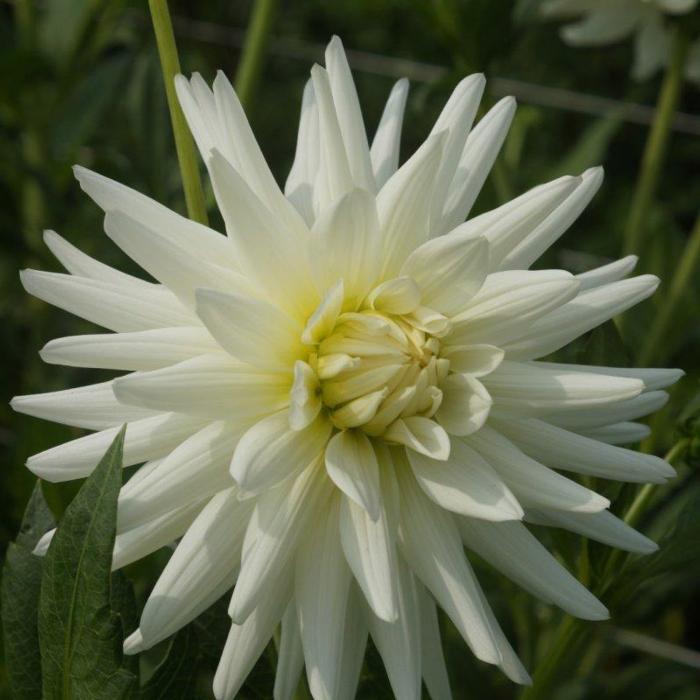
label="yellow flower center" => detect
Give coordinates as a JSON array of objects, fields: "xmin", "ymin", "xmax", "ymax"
[{"xmin": 309, "ymin": 308, "xmax": 450, "ymax": 434}]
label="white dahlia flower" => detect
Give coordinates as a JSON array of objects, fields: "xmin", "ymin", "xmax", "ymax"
[
  {"xmin": 14, "ymin": 36, "xmax": 681, "ymax": 700},
  {"xmin": 542, "ymin": 0, "xmax": 700, "ymax": 83}
]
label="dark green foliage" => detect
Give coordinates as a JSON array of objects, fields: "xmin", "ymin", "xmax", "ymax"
[
  {"xmin": 1, "ymin": 483, "xmax": 55, "ymax": 700},
  {"xmin": 139, "ymin": 629, "xmax": 199, "ymax": 700},
  {"xmin": 37, "ymin": 427, "xmax": 137, "ymax": 700}
]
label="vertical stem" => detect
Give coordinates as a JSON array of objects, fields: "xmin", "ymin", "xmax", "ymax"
[
  {"xmin": 148, "ymin": 0, "xmax": 208, "ymax": 225},
  {"xmin": 637, "ymin": 212, "xmax": 700, "ymax": 366},
  {"xmin": 623, "ymin": 29, "xmax": 688, "ymax": 256},
  {"xmin": 234, "ymin": 0, "xmax": 279, "ymax": 111}
]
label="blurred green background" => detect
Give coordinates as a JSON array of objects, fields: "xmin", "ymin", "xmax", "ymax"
[{"xmin": 1, "ymin": 0, "xmax": 699, "ymax": 698}]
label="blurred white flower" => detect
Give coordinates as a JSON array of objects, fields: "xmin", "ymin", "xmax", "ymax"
[
  {"xmin": 15, "ymin": 36, "xmax": 682, "ymax": 700},
  {"xmin": 542, "ymin": 0, "xmax": 700, "ymax": 82}
]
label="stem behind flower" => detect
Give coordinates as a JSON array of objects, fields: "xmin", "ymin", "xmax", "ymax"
[
  {"xmin": 149, "ymin": 0, "xmax": 209, "ymax": 226},
  {"xmin": 622, "ymin": 28, "xmax": 689, "ymax": 257}
]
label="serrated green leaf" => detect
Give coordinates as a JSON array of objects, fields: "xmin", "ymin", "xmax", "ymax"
[
  {"xmin": 1, "ymin": 483, "xmax": 55, "ymax": 700},
  {"xmin": 38, "ymin": 426, "xmax": 137, "ymax": 700},
  {"xmin": 139, "ymin": 628, "xmax": 198, "ymax": 700}
]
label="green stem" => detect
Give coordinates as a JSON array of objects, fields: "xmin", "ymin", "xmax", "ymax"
[
  {"xmin": 637, "ymin": 213, "xmax": 700, "ymax": 366},
  {"xmin": 519, "ymin": 616, "xmax": 586, "ymax": 700},
  {"xmin": 234, "ymin": 0, "xmax": 279, "ymax": 111},
  {"xmin": 520, "ymin": 437, "xmax": 689, "ymax": 700},
  {"xmin": 623, "ymin": 29, "xmax": 688, "ymax": 256},
  {"xmin": 148, "ymin": 0, "xmax": 208, "ymax": 225}
]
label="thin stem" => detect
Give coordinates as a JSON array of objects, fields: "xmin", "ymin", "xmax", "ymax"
[
  {"xmin": 519, "ymin": 616, "xmax": 586, "ymax": 700},
  {"xmin": 637, "ymin": 212, "xmax": 700, "ymax": 366},
  {"xmin": 234, "ymin": 0, "xmax": 279, "ymax": 111},
  {"xmin": 148, "ymin": 0, "xmax": 208, "ymax": 225},
  {"xmin": 623, "ymin": 29, "xmax": 689, "ymax": 256}
]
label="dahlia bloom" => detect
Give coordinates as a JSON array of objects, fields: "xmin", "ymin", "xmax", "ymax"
[
  {"xmin": 542, "ymin": 0, "xmax": 700, "ymax": 83},
  {"xmin": 14, "ymin": 36, "xmax": 681, "ymax": 700}
]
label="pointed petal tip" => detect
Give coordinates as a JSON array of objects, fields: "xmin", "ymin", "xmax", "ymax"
[{"xmin": 123, "ymin": 629, "xmax": 144, "ymax": 655}]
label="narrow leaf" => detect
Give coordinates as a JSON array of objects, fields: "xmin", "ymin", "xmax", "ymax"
[{"xmin": 38, "ymin": 426, "xmax": 137, "ymax": 700}]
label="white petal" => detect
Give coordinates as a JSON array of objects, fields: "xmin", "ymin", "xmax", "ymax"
[
  {"xmin": 310, "ymin": 64, "xmax": 353, "ymax": 209},
  {"xmin": 334, "ymin": 585, "xmax": 369, "ymax": 700},
  {"xmin": 458, "ymin": 518, "xmax": 608, "ymax": 620},
  {"xmin": 377, "ymin": 131, "xmax": 447, "ymax": 277},
  {"xmin": 325, "ymin": 430, "xmax": 381, "ymax": 520},
  {"xmin": 72, "ymin": 166, "xmax": 239, "ymax": 270},
  {"xmin": 117, "ymin": 420, "xmax": 243, "ymax": 530},
  {"xmin": 295, "ymin": 496, "xmax": 352, "ymax": 700},
  {"xmin": 503, "ymin": 275, "xmax": 660, "ymax": 360},
  {"xmin": 458, "ymin": 175, "xmax": 581, "ymax": 270},
  {"xmin": 370, "ymin": 78, "xmax": 409, "ymax": 189},
  {"xmin": 428, "ymin": 74, "xmax": 486, "ymax": 234},
  {"xmin": 526, "ymin": 507, "xmax": 658, "ymax": 554},
  {"xmin": 26, "ymin": 413, "xmax": 206, "ymax": 482},
  {"xmin": 408, "ymin": 438, "xmax": 523, "ymax": 520},
  {"xmin": 274, "ymin": 604, "xmax": 305, "ymax": 700},
  {"xmin": 137, "ymin": 488, "xmax": 252, "ymax": 649},
  {"xmin": 533, "ymin": 363, "xmax": 683, "ymax": 392},
  {"xmin": 340, "ymin": 491, "xmax": 399, "ymax": 622},
  {"xmin": 20, "ymin": 270, "xmax": 194, "ymax": 332},
  {"xmin": 366, "ymin": 558, "xmax": 422, "ymax": 700},
  {"xmin": 195, "ymin": 288, "xmax": 303, "ymax": 371},
  {"xmin": 416, "ymin": 584, "xmax": 453, "ymax": 700},
  {"xmin": 44, "ymin": 229, "xmax": 156, "ymax": 290},
  {"xmin": 176, "ymin": 72, "xmax": 304, "ymax": 236},
  {"xmin": 385, "ymin": 417, "xmax": 451, "ymax": 460},
  {"xmin": 582, "ymin": 422, "xmax": 650, "ymax": 445},
  {"xmin": 546, "ymin": 391, "xmax": 669, "ymax": 430},
  {"xmin": 483, "ymin": 360, "xmax": 643, "ymax": 414},
  {"xmin": 325, "ymin": 36, "xmax": 376, "ymax": 192},
  {"xmin": 207, "ymin": 149, "xmax": 316, "ymax": 319},
  {"xmin": 396, "ymin": 463, "xmax": 500, "ymax": 664},
  {"xmin": 499, "ymin": 167, "xmax": 604, "ymax": 270},
  {"xmin": 103, "ymin": 210, "xmax": 251, "ymax": 307},
  {"xmin": 559, "ymin": 7, "xmax": 639, "ymax": 46},
  {"xmin": 231, "ymin": 412, "xmax": 331, "ymax": 496},
  {"xmin": 40, "ymin": 326, "xmax": 219, "ymax": 371},
  {"xmin": 448, "ymin": 270, "xmax": 579, "ymax": 347},
  {"xmin": 466, "ymin": 427, "xmax": 610, "ymax": 513},
  {"xmin": 576, "ymin": 255, "xmax": 638, "ymax": 291},
  {"xmin": 285, "ymin": 79, "xmax": 319, "ymax": 225},
  {"xmin": 229, "ymin": 463, "xmax": 331, "ymax": 623},
  {"xmin": 310, "ymin": 189, "xmax": 381, "ymax": 308},
  {"xmin": 213, "ymin": 567, "xmax": 292, "ymax": 700},
  {"xmin": 113, "ymin": 354, "xmax": 290, "ymax": 418},
  {"xmin": 401, "ymin": 232, "xmax": 489, "ymax": 315},
  {"xmin": 439, "ymin": 344, "xmax": 504, "ymax": 377},
  {"xmin": 367, "ymin": 277, "xmax": 421, "ymax": 315},
  {"xmin": 113, "ymin": 499, "xmax": 205, "ymax": 571},
  {"xmin": 289, "ymin": 360, "xmax": 322, "ymax": 430},
  {"xmin": 435, "ymin": 373, "xmax": 492, "ymax": 436},
  {"xmin": 11, "ymin": 380, "xmax": 156, "ymax": 430},
  {"xmin": 441, "ymin": 97, "xmax": 516, "ymax": 231},
  {"xmin": 495, "ymin": 417, "xmax": 676, "ymax": 483}
]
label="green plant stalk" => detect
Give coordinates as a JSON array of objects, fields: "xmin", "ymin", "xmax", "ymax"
[
  {"xmin": 519, "ymin": 437, "xmax": 689, "ymax": 700},
  {"xmin": 234, "ymin": 0, "xmax": 279, "ymax": 110},
  {"xmin": 637, "ymin": 213, "xmax": 700, "ymax": 366},
  {"xmin": 623, "ymin": 29, "xmax": 689, "ymax": 256},
  {"xmin": 148, "ymin": 0, "xmax": 208, "ymax": 225}
]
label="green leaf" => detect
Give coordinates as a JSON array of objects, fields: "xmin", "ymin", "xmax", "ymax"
[
  {"xmin": 1, "ymin": 483, "xmax": 55, "ymax": 700},
  {"xmin": 139, "ymin": 628, "xmax": 199, "ymax": 700},
  {"xmin": 38, "ymin": 426, "xmax": 138, "ymax": 700}
]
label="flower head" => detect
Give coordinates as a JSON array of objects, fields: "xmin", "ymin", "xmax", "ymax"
[
  {"xmin": 542, "ymin": 0, "xmax": 700, "ymax": 82},
  {"xmin": 14, "ymin": 36, "xmax": 681, "ymax": 700}
]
